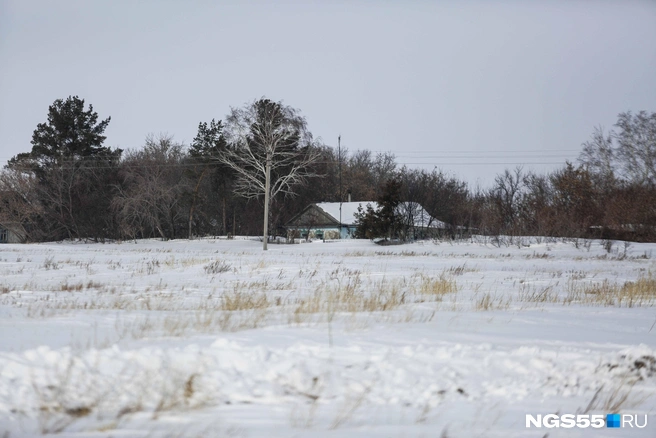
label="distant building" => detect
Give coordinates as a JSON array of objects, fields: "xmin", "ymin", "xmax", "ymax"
[
  {"xmin": 285, "ymin": 201, "xmax": 446, "ymax": 240},
  {"xmin": 0, "ymin": 223, "xmax": 26, "ymax": 243}
]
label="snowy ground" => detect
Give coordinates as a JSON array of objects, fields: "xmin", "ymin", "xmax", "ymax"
[{"xmin": 0, "ymin": 236, "xmax": 655, "ymax": 437}]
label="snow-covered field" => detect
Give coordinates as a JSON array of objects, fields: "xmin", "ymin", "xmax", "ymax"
[{"xmin": 1, "ymin": 237, "xmax": 655, "ymax": 437}]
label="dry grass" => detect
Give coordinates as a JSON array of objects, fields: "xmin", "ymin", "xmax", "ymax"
[
  {"xmin": 5, "ymin": 246, "xmax": 655, "ymax": 344},
  {"xmin": 374, "ymin": 250, "xmax": 432, "ymax": 257},
  {"xmin": 32, "ymin": 358, "xmax": 103, "ymax": 434},
  {"xmin": 42, "ymin": 256, "xmax": 59, "ymax": 270},
  {"xmin": 445, "ymin": 263, "xmax": 477, "ymax": 276},
  {"xmin": 204, "ymin": 260, "xmax": 232, "ymax": 275},
  {"xmin": 582, "ymin": 379, "xmax": 649, "ymax": 413},
  {"xmin": 220, "ymin": 291, "xmax": 269, "ymax": 311},
  {"xmin": 30, "ymin": 354, "xmax": 213, "ymax": 434},
  {"xmin": 343, "ymin": 250, "xmax": 366, "ymax": 257},
  {"xmin": 330, "ymin": 384, "xmax": 371, "ymax": 429},
  {"xmin": 5, "ymin": 239, "xmax": 656, "ymax": 436},
  {"xmin": 418, "ymin": 274, "xmax": 458, "ymax": 297},
  {"xmin": 59, "ymin": 282, "xmax": 84, "ymax": 292},
  {"xmin": 524, "ymin": 251, "xmax": 551, "ymax": 259},
  {"xmin": 517, "ymin": 284, "xmax": 559, "ymax": 304},
  {"xmin": 474, "ymin": 292, "xmax": 512, "ymax": 311},
  {"xmin": 114, "ymin": 307, "xmax": 270, "ymax": 338},
  {"xmin": 565, "ymin": 273, "xmax": 656, "ymax": 307},
  {"xmin": 291, "ymin": 279, "xmax": 403, "ymax": 321}
]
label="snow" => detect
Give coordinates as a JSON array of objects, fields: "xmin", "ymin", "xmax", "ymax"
[{"xmin": 0, "ymin": 237, "xmax": 655, "ymax": 437}]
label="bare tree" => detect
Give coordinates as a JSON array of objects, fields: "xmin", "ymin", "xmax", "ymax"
[
  {"xmin": 520, "ymin": 171, "xmax": 555, "ymax": 237},
  {"xmin": 345, "ymin": 150, "xmax": 375, "ymax": 201},
  {"xmin": 490, "ymin": 167, "xmax": 524, "ymax": 234},
  {"xmin": 112, "ymin": 135, "xmax": 189, "ymax": 240},
  {"xmin": 550, "ymin": 162, "xmax": 598, "ymax": 236},
  {"xmin": 372, "ymin": 152, "xmax": 397, "ymax": 199},
  {"xmin": 4, "ymin": 156, "xmax": 117, "ymax": 241},
  {"xmin": 615, "ymin": 111, "xmax": 656, "ymax": 187},
  {"xmin": 0, "ymin": 168, "xmax": 43, "ymax": 241},
  {"xmin": 579, "ymin": 112, "xmax": 656, "ymax": 188},
  {"xmin": 218, "ymin": 98, "xmax": 322, "ymax": 250},
  {"xmin": 579, "ymin": 126, "xmax": 616, "ymax": 189}
]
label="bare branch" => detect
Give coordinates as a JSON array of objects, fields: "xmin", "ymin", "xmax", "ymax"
[{"xmin": 216, "ymin": 98, "xmax": 323, "ymax": 249}]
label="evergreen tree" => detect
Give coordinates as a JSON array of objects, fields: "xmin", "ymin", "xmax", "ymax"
[
  {"xmin": 7, "ymin": 96, "xmax": 120, "ymax": 240},
  {"xmin": 10, "ymin": 95, "xmax": 118, "ymax": 169},
  {"xmin": 377, "ymin": 179, "xmax": 402, "ymax": 238},
  {"xmin": 186, "ymin": 119, "xmax": 233, "ymax": 237},
  {"xmin": 189, "ymin": 119, "xmax": 226, "ymax": 158},
  {"xmin": 354, "ymin": 179, "xmax": 403, "ymax": 240},
  {"xmin": 354, "ymin": 203, "xmax": 379, "ymax": 239}
]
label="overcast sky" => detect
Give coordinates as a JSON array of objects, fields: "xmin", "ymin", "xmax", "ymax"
[{"xmin": 1, "ymin": 0, "xmax": 655, "ymax": 187}]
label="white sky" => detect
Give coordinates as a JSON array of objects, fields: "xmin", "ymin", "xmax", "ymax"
[{"xmin": 1, "ymin": 0, "xmax": 655, "ymax": 187}]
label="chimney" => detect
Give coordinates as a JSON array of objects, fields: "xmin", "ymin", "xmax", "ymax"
[{"xmin": 347, "ymin": 189, "xmax": 352, "ymax": 203}]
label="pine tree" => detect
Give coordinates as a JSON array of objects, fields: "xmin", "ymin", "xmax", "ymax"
[
  {"xmin": 354, "ymin": 179, "xmax": 403, "ymax": 240},
  {"xmin": 7, "ymin": 96, "xmax": 120, "ymax": 240},
  {"xmin": 10, "ymin": 96, "xmax": 118, "ymax": 169}
]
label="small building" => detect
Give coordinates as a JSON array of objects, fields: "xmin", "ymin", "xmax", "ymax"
[
  {"xmin": 396, "ymin": 201, "xmax": 448, "ymax": 239},
  {"xmin": 0, "ymin": 223, "xmax": 26, "ymax": 243},
  {"xmin": 285, "ymin": 201, "xmax": 446, "ymax": 240}
]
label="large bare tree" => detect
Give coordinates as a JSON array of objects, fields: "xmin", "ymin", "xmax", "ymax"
[
  {"xmin": 112, "ymin": 135, "xmax": 189, "ymax": 240},
  {"xmin": 578, "ymin": 111, "xmax": 656, "ymax": 188},
  {"xmin": 579, "ymin": 126, "xmax": 615, "ymax": 187},
  {"xmin": 615, "ymin": 111, "xmax": 656, "ymax": 187},
  {"xmin": 219, "ymin": 98, "xmax": 322, "ymax": 250}
]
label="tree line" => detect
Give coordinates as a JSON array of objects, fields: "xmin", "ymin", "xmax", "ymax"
[{"xmin": 1, "ymin": 96, "xmax": 655, "ymax": 244}]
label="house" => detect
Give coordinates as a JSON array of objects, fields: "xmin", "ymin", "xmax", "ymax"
[
  {"xmin": 285, "ymin": 201, "xmax": 446, "ymax": 240},
  {"xmin": 285, "ymin": 202, "xmax": 370, "ymax": 239},
  {"xmin": 0, "ymin": 223, "xmax": 26, "ymax": 243},
  {"xmin": 395, "ymin": 201, "xmax": 448, "ymax": 239}
]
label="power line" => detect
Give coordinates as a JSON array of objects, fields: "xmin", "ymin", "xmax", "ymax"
[
  {"xmin": 0, "ymin": 153, "xmax": 580, "ymax": 164},
  {"xmin": 0, "ymin": 149, "xmax": 582, "ymax": 162},
  {"xmin": 353, "ymin": 149, "xmax": 581, "ymax": 154},
  {"xmin": 0, "ymin": 147, "xmax": 580, "ymax": 170},
  {"xmin": 0, "ymin": 161, "xmax": 574, "ymax": 171}
]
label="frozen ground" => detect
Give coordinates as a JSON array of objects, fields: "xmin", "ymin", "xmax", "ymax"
[{"xmin": 0, "ymin": 236, "xmax": 655, "ymax": 437}]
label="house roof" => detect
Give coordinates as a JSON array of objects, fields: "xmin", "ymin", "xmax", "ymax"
[
  {"xmin": 314, "ymin": 202, "xmax": 447, "ymax": 228},
  {"xmin": 314, "ymin": 202, "xmax": 376, "ymax": 226},
  {"xmin": 397, "ymin": 202, "xmax": 448, "ymax": 229},
  {"xmin": 0, "ymin": 222, "xmax": 27, "ymax": 232}
]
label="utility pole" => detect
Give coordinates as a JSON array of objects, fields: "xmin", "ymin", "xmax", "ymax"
[{"xmin": 338, "ymin": 135, "xmax": 342, "ymax": 239}]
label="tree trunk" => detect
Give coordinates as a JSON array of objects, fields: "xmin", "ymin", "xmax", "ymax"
[
  {"xmin": 263, "ymin": 153, "xmax": 271, "ymax": 250},
  {"xmin": 222, "ymin": 196, "xmax": 227, "ymax": 235},
  {"xmin": 188, "ymin": 168, "xmax": 208, "ymax": 240}
]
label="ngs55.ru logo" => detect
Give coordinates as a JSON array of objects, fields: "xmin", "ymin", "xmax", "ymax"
[{"xmin": 526, "ymin": 413, "xmax": 647, "ymax": 429}]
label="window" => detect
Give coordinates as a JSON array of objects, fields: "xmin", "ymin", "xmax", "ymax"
[{"xmin": 0, "ymin": 228, "xmax": 7, "ymax": 243}]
